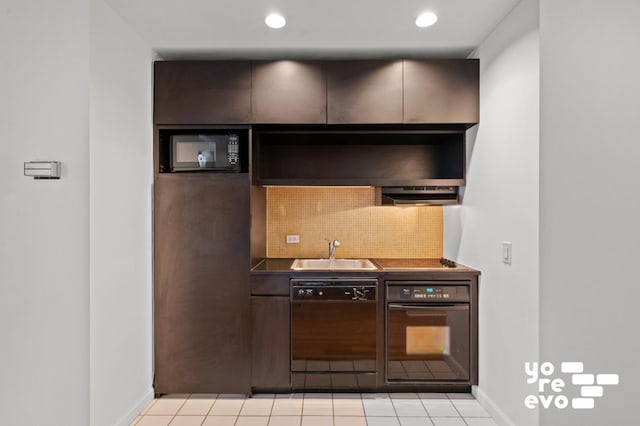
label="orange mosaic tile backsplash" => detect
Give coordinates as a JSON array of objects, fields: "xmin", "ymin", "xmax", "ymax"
[{"xmin": 266, "ymin": 187, "xmax": 443, "ymax": 258}]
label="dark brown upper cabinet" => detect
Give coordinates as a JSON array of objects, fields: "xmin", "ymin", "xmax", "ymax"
[
  {"xmin": 252, "ymin": 61, "xmax": 327, "ymax": 124},
  {"xmin": 153, "ymin": 59, "xmax": 479, "ymax": 126},
  {"xmin": 404, "ymin": 59, "xmax": 479, "ymax": 125},
  {"xmin": 326, "ymin": 60, "xmax": 403, "ymax": 124},
  {"xmin": 154, "ymin": 61, "xmax": 251, "ymax": 125}
]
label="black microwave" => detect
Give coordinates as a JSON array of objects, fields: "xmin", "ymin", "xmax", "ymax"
[{"xmin": 166, "ymin": 132, "xmax": 242, "ymax": 172}]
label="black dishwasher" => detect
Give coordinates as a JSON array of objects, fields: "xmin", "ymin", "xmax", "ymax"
[{"xmin": 290, "ymin": 278, "xmax": 378, "ymax": 391}]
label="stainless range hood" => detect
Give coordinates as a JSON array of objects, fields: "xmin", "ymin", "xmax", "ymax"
[{"xmin": 381, "ymin": 186, "xmax": 459, "ymax": 206}]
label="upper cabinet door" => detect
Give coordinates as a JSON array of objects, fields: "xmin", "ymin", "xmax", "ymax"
[
  {"xmin": 154, "ymin": 61, "xmax": 251, "ymax": 125},
  {"xmin": 327, "ymin": 60, "xmax": 403, "ymax": 124},
  {"xmin": 252, "ymin": 61, "xmax": 327, "ymax": 124},
  {"xmin": 403, "ymin": 59, "xmax": 479, "ymax": 124}
]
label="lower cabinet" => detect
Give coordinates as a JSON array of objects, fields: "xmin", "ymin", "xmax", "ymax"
[
  {"xmin": 154, "ymin": 174, "xmax": 251, "ymax": 394},
  {"xmin": 251, "ymin": 296, "xmax": 291, "ymax": 390}
]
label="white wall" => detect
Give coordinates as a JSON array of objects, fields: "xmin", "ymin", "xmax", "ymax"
[
  {"xmin": 0, "ymin": 1, "xmax": 90, "ymax": 425},
  {"xmin": 0, "ymin": 1, "xmax": 154, "ymax": 424},
  {"xmin": 539, "ymin": 0, "xmax": 640, "ymax": 424},
  {"xmin": 444, "ymin": 0, "xmax": 539, "ymax": 424},
  {"xmin": 89, "ymin": 0, "xmax": 155, "ymax": 425}
]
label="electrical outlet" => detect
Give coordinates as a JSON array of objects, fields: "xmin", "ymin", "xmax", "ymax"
[
  {"xmin": 286, "ymin": 234, "xmax": 300, "ymax": 244},
  {"xmin": 503, "ymin": 241, "xmax": 512, "ymax": 265}
]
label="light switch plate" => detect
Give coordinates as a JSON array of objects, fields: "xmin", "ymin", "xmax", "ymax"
[
  {"xmin": 286, "ymin": 234, "xmax": 300, "ymax": 244},
  {"xmin": 503, "ymin": 241, "xmax": 512, "ymax": 264}
]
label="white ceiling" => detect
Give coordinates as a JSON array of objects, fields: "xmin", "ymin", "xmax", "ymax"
[{"xmin": 104, "ymin": 0, "xmax": 522, "ymax": 59}]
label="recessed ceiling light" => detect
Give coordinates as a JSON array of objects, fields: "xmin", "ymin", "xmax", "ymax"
[
  {"xmin": 415, "ymin": 12, "xmax": 438, "ymax": 28},
  {"xmin": 265, "ymin": 13, "xmax": 286, "ymax": 29}
]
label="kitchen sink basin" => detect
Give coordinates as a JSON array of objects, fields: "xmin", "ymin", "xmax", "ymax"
[{"xmin": 290, "ymin": 258, "xmax": 378, "ymax": 271}]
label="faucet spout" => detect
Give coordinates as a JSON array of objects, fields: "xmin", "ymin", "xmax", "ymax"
[{"xmin": 328, "ymin": 239, "xmax": 341, "ymax": 259}]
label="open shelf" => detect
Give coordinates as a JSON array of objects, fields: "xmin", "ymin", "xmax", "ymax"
[{"xmin": 254, "ymin": 128, "xmax": 465, "ymax": 186}]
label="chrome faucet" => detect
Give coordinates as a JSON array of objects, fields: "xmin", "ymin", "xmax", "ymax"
[{"xmin": 328, "ymin": 239, "xmax": 341, "ymax": 259}]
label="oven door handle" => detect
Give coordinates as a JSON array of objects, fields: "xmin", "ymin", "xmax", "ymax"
[{"xmin": 388, "ymin": 303, "xmax": 469, "ymax": 313}]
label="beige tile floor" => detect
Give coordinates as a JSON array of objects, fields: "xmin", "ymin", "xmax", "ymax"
[{"xmin": 132, "ymin": 393, "xmax": 497, "ymax": 426}]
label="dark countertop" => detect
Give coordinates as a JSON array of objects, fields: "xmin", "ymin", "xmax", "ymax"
[
  {"xmin": 251, "ymin": 258, "xmax": 480, "ymax": 274},
  {"xmin": 251, "ymin": 258, "xmax": 297, "ymax": 272}
]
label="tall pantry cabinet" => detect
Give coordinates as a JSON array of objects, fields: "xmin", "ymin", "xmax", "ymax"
[{"xmin": 152, "ymin": 61, "xmax": 253, "ymax": 394}]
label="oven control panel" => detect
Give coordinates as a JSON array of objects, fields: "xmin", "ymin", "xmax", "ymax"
[{"xmin": 387, "ymin": 282, "xmax": 469, "ymax": 302}]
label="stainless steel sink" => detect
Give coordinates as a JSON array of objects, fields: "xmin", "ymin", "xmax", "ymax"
[{"xmin": 290, "ymin": 258, "xmax": 378, "ymax": 271}]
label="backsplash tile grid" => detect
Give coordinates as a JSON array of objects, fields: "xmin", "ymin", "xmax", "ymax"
[{"xmin": 266, "ymin": 187, "xmax": 442, "ymax": 258}]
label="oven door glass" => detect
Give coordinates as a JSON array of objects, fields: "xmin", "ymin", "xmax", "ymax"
[
  {"xmin": 386, "ymin": 303, "xmax": 469, "ymax": 381},
  {"xmin": 291, "ymin": 300, "xmax": 376, "ymax": 373}
]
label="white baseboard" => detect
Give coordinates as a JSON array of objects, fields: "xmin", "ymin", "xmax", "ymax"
[
  {"xmin": 115, "ymin": 387, "xmax": 154, "ymax": 426},
  {"xmin": 473, "ymin": 385, "xmax": 516, "ymax": 426}
]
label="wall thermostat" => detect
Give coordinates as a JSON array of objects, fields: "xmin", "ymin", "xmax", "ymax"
[{"xmin": 24, "ymin": 161, "xmax": 61, "ymax": 179}]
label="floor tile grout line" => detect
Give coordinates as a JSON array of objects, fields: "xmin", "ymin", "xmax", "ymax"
[
  {"xmin": 203, "ymin": 393, "xmax": 220, "ymax": 417},
  {"xmin": 141, "ymin": 397, "xmax": 158, "ymax": 416},
  {"xmin": 389, "ymin": 392, "xmax": 400, "ymax": 422},
  {"xmin": 188, "ymin": 393, "xmax": 210, "ymax": 426},
  {"xmin": 449, "ymin": 397, "xmax": 468, "ymax": 423},
  {"xmin": 267, "ymin": 393, "xmax": 276, "ymax": 422},
  {"xmin": 331, "ymin": 392, "xmax": 335, "ymax": 426},
  {"xmin": 418, "ymin": 396, "xmax": 434, "ymax": 421},
  {"xmin": 171, "ymin": 394, "xmax": 189, "ymax": 426},
  {"xmin": 145, "ymin": 394, "xmax": 191, "ymax": 426},
  {"xmin": 236, "ymin": 396, "xmax": 248, "ymax": 425}
]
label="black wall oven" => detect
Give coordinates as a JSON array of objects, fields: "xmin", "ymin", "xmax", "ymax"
[
  {"xmin": 386, "ymin": 281, "xmax": 472, "ymax": 385},
  {"xmin": 290, "ymin": 278, "xmax": 378, "ymax": 391}
]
